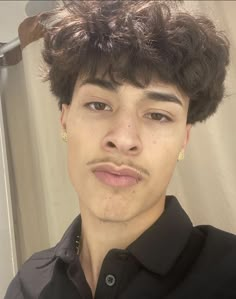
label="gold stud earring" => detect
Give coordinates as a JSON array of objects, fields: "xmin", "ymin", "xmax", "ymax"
[
  {"xmin": 178, "ymin": 150, "xmax": 185, "ymax": 161},
  {"xmin": 61, "ymin": 131, "xmax": 67, "ymax": 142}
]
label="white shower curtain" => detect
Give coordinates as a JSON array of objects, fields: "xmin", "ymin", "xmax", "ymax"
[{"xmin": 1, "ymin": 1, "xmax": 236, "ymax": 279}]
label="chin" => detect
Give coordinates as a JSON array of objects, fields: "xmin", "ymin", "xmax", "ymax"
[
  {"xmin": 96, "ymin": 216, "xmax": 127, "ymax": 223},
  {"xmin": 93, "ymin": 206, "xmax": 137, "ymax": 223}
]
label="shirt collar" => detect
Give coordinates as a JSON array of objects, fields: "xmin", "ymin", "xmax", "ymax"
[
  {"xmin": 127, "ymin": 195, "xmax": 193, "ymax": 275},
  {"xmin": 53, "ymin": 195, "xmax": 193, "ymax": 276},
  {"xmin": 54, "ymin": 215, "xmax": 82, "ymax": 263}
]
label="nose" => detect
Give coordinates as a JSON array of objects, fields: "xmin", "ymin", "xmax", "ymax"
[{"xmin": 101, "ymin": 112, "xmax": 143, "ymax": 156}]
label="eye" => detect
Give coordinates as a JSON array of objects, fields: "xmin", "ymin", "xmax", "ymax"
[
  {"xmin": 145, "ymin": 112, "xmax": 172, "ymax": 122},
  {"xmin": 84, "ymin": 102, "xmax": 112, "ymax": 111}
]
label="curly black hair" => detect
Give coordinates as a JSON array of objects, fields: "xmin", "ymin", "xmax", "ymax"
[{"xmin": 39, "ymin": 0, "xmax": 230, "ymax": 124}]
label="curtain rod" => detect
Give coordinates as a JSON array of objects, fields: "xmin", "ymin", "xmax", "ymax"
[{"xmin": 0, "ymin": 37, "xmax": 20, "ymax": 57}]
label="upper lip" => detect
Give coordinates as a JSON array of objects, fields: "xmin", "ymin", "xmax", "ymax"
[{"xmin": 91, "ymin": 163, "xmax": 143, "ymax": 181}]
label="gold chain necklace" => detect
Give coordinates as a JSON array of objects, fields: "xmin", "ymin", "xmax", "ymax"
[{"xmin": 75, "ymin": 235, "xmax": 81, "ymax": 255}]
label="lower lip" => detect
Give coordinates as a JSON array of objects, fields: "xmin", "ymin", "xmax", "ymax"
[{"xmin": 93, "ymin": 171, "xmax": 140, "ymax": 187}]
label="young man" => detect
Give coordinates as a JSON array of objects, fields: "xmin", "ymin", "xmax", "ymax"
[{"xmin": 5, "ymin": 1, "xmax": 236, "ymax": 298}]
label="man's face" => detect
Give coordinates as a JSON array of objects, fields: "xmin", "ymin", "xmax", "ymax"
[{"xmin": 61, "ymin": 76, "xmax": 191, "ymax": 222}]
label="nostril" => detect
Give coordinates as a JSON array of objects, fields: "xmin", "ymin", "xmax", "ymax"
[{"xmin": 107, "ymin": 141, "xmax": 116, "ymax": 148}]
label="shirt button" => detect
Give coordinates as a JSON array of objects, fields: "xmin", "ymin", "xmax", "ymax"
[{"xmin": 105, "ymin": 274, "xmax": 116, "ymax": 287}]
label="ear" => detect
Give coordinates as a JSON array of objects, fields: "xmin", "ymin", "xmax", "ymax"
[
  {"xmin": 60, "ymin": 104, "xmax": 70, "ymax": 131},
  {"xmin": 182, "ymin": 124, "xmax": 192, "ymax": 151}
]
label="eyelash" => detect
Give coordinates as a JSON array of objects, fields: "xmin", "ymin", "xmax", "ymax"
[
  {"xmin": 84, "ymin": 102, "xmax": 172, "ymax": 122},
  {"xmin": 84, "ymin": 102, "xmax": 111, "ymax": 111}
]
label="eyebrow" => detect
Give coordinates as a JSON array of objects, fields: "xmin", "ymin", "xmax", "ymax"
[{"xmin": 79, "ymin": 78, "xmax": 183, "ymax": 107}]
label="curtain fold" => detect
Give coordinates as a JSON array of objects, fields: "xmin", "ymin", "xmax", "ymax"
[{"xmin": 1, "ymin": 1, "xmax": 236, "ymax": 266}]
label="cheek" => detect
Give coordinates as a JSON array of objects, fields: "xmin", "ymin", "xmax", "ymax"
[
  {"xmin": 66, "ymin": 119, "xmax": 104, "ymax": 177},
  {"xmin": 145, "ymin": 130, "xmax": 183, "ymax": 169},
  {"xmin": 68, "ymin": 111, "xmax": 107, "ymax": 140},
  {"xmin": 67, "ymin": 115, "xmax": 98, "ymax": 148},
  {"xmin": 148, "ymin": 123, "xmax": 186, "ymax": 149}
]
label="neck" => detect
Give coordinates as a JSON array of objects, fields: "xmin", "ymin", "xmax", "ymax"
[{"xmin": 78, "ymin": 196, "xmax": 165, "ymax": 295}]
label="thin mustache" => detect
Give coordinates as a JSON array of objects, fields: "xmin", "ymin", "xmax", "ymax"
[{"xmin": 87, "ymin": 158, "xmax": 150, "ymax": 177}]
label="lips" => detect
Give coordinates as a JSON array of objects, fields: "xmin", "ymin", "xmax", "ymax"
[{"xmin": 91, "ymin": 164, "xmax": 143, "ymax": 187}]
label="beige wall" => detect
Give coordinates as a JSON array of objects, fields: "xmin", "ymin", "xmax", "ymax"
[
  {"xmin": 168, "ymin": 0, "xmax": 236, "ymax": 232},
  {"xmin": 3, "ymin": 40, "xmax": 78, "ymax": 265},
  {"xmin": 0, "ymin": 92, "xmax": 17, "ymax": 298}
]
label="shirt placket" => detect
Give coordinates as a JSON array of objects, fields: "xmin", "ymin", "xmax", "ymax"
[{"xmin": 94, "ymin": 250, "xmax": 129, "ymax": 299}]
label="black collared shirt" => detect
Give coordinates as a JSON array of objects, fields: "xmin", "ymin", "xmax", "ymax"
[{"xmin": 4, "ymin": 196, "xmax": 236, "ymax": 299}]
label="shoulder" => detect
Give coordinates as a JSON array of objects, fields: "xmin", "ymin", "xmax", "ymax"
[
  {"xmin": 192, "ymin": 225, "xmax": 236, "ymax": 286},
  {"xmin": 24, "ymin": 246, "xmax": 56, "ymax": 264},
  {"xmin": 5, "ymin": 246, "xmax": 58, "ymax": 299},
  {"xmin": 19, "ymin": 246, "xmax": 57, "ymax": 274},
  {"xmin": 171, "ymin": 225, "xmax": 236, "ymax": 298},
  {"xmin": 5, "ymin": 215, "xmax": 81, "ymax": 298},
  {"xmin": 196, "ymin": 225, "xmax": 236, "ymax": 254}
]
